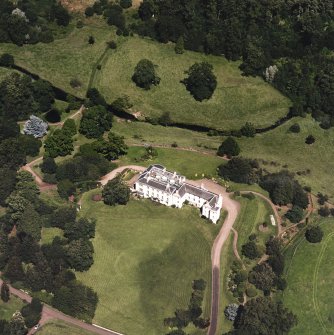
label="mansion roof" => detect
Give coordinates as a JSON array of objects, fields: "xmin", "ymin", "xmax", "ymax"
[{"xmin": 137, "ymin": 165, "xmax": 221, "ymax": 211}]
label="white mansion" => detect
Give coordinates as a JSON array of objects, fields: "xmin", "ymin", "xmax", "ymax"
[{"xmin": 134, "ymin": 164, "xmax": 223, "ymax": 223}]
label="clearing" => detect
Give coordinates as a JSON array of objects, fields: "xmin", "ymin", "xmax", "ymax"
[
  {"xmin": 282, "ymin": 218, "xmax": 334, "ymax": 334},
  {"xmin": 38, "ymin": 320, "xmax": 96, "ymax": 335},
  {"xmin": 76, "ymin": 194, "xmax": 222, "ymax": 335}
]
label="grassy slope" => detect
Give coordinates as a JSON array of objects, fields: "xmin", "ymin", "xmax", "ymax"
[
  {"xmin": 119, "ymin": 146, "xmax": 224, "ymax": 179},
  {"xmin": 95, "ymin": 36, "xmax": 290, "ymax": 130},
  {"xmin": 38, "ymin": 320, "xmax": 95, "ymax": 335},
  {"xmin": 76, "ymin": 193, "xmax": 221, "ymax": 335},
  {"xmin": 0, "ymin": 296, "xmax": 25, "ymax": 320},
  {"xmin": 282, "ymin": 218, "xmax": 334, "ymax": 334},
  {"xmin": 239, "ymin": 115, "xmax": 334, "ymax": 199},
  {"xmin": 0, "ymin": 20, "xmax": 114, "ymax": 98}
]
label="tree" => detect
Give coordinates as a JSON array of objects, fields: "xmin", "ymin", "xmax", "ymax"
[
  {"xmin": 57, "ymin": 179, "xmax": 76, "ymax": 199},
  {"xmin": 138, "ymin": 0, "xmax": 155, "ymax": 21},
  {"xmin": 21, "ymin": 298, "xmax": 42, "ymax": 328},
  {"xmin": 217, "ymin": 137, "xmax": 240, "ymax": 157},
  {"xmin": 120, "ymin": 0, "xmax": 132, "ymax": 9},
  {"xmin": 4, "ymin": 257, "xmax": 24, "ymax": 283},
  {"xmin": 91, "ymin": 133, "xmax": 127, "ymax": 160},
  {"xmin": 305, "ymin": 135, "xmax": 315, "ymax": 144},
  {"xmin": 175, "ymin": 36, "xmax": 184, "ymax": 54},
  {"xmin": 50, "ymin": 206, "xmax": 76, "ymax": 229},
  {"xmin": 8, "ymin": 311, "xmax": 27, "ymax": 335},
  {"xmin": 0, "ymin": 168, "xmax": 16, "ymax": 206},
  {"xmin": 86, "ymin": 88, "xmax": 107, "ymax": 107},
  {"xmin": 240, "ymin": 122, "xmax": 256, "ymax": 137},
  {"xmin": 182, "ymin": 62, "xmax": 217, "ymax": 101},
  {"xmin": 305, "ymin": 226, "xmax": 323, "ymax": 243},
  {"xmin": 17, "ymin": 205, "xmax": 42, "ymax": 241},
  {"xmin": 64, "ymin": 218, "xmax": 96, "ymax": 241},
  {"xmin": 79, "ymin": 105, "xmax": 113, "ymax": 139},
  {"xmin": 45, "ymin": 109, "xmax": 61, "ymax": 123},
  {"xmin": 62, "ymin": 119, "xmax": 77, "ymax": 137},
  {"xmin": 224, "ymin": 303, "xmax": 239, "ymax": 321},
  {"xmin": 1, "ymin": 282, "xmax": 10, "ymax": 302},
  {"xmin": 241, "ymin": 241, "xmax": 260, "ymax": 259},
  {"xmin": 248, "ymin": 263, "xmax": 275, "ymax": 293},
  {"xmin": 234, "ymin": 297, "xmax": 297, "ymax": 334},
  {"xmin": 44, "ymin": 129, "xmax": 74, "ymax": 158},
  {"xmin": 65, "ymin": 239, "xmax": 94, "ymax": 272},
  {"xmin": 88, "ymin": 35, "xmax": 95, "ymax": 44},
  {"xmin": 85, "ymin": 6, "xmax": 94, "ymax": 17},
  {"xmin": 32, "ymin": 79, "xmax": 55, "ymax": 113},
  {"xmin": 285, "ymin": 205, "xmax": 304, "ymax": 223},
  {"xmin": 41, "ymin": 156, "xmax": 57, "ymax": 174},
  {"xmin": 102, "ymin": 176, "xmax": 130, "ymax": 206},
  {"xmin": 19, "ymin": 135, "xmax": 42, "ymax": 157},
  {"xmin": 0, "ymin": 53, "xmax": 14, "ymax": 67},
  {"xmin": 23, "ymin": 115, "xmax": 48, "ymax": 138},
  {"xmin": 289, "ymin": 123, "xmax": 301, "ymax": 133},
  {"xmin": 218, "ymin": 158, "xmax": 260, "ymax": 184},
  {"xmin": 132, "ymin": 59, "xmax": 160, "ymax": 90}
]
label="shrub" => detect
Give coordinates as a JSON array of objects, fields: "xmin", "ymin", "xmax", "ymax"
[
  {"xmin": 305, "ymin": 226, "xmax": 324, "ymax": 243},
  {"xmin": 76, "ymin": 20, "xmax": 84, "ymax": 28},
  {"xmin": 285, "ymin": 205, "xmax": 304, "ymax": 223},
  {"xmin": 0, "ymin": 53, "xmax": 14, "ymax": 67},
  {"xmin": 240, "ymin": 122, "xmax": 256, "ymax": 137},
  {"xmin": 45, "ymin": 109, "xmax": 61, "ymax": 123},
  {"xmin": 289, "ymin": 123, "xmax": 300, "ymax": 133},
  {"xmin": 217, "ymin": 137, "xmax": 240, "ymax": 157},
  {"xmin": 120, "ymin": 0, "xmax": 132, "ymax": 9},
  {"xmin": 88, "ymin": 35, "xmax": 95, "ymax": 44},
  {"xmin": 246, "ymin": 287, "xmax": 257, "ymax": 298},
  {"xmin": 85, "ymin": 7, "xmax": 94, "ymax": 17},
  {"xmin": 70, "ymin": 78, "xmax": 82, "ymax": 88},
  {"xmin": 305, "ymin": 135, "xmax": 315, "ymax": 144},
  {"xmin": 241, "ymin": 241, "xmax": 260, "ymax": 259},
  {"xmin": 107, "ymin": 41, "xmax": 117, "ymax": 49},
  {"xmin": 318, "ymin": 206, "xmax": 330, "ymax": 217}
]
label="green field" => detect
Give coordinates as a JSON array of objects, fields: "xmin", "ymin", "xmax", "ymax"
[
  {"xmin": 282, "ymin": 218, "xmax": 334, "ymax": 334},
  {"xmin": 119, "ymin": 146, "xmax": 224, "ymax": 179},
  {"xmin": 95, "ymin": 36, "xmax": 290, "ymax": 130},
  {"xmin": 0, "ymin": 296, "xmax": 25, "ymax": 321},
  {"xmin": 76, "ymin": 193, "xmax": 222, "ymax": 335},
  {"xmin": 239, "ymin": 115, "xmax": 334, "ymax": 199},
  {"xmin": 0, "ymin": 19, "xmax": 114, "ymax": 98},
  {"xmin": 38, "ymin": 320, "xmax": 95, "ymax": 335}
]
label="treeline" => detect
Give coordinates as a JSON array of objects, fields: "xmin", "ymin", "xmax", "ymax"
[
  {"xmin": 0, "ymin": 0, "xmax": 71, "ymax": 46},
  {"xmin": 134, "ymin": 0, "xmax": 334, "ymax": 128},
  {"xmin": 0, "ymin": 171, "xmax": 98, "ymax": 321}
]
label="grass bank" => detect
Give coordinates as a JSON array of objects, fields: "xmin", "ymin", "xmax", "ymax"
[{"xmin": 76, "ymin": 193, "xmax": 222, "ymax": 335}]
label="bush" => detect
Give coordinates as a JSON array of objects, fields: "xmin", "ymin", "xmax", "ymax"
[
  {"xmin": 242, "ymin": 193, "xmax": 255, "ymax": 200},
  {"xmin": 57, "ymin": 179, "xmax": 76, "ymax": 199},
  {"xmin": 88, "ymin": 35, "xmax": 95, "ymax": 44},
  {"xmin": 45, "ymin": 109, "xmax": 61, "ymax": 123},
  {"xmin": 318, "ymin": 206, "xmax": 330, "ymax": 217},
  {"xmin": 285, "ymin": 205, "xmax": 304, "ymax": 223},
  {"xmin": 0, "ymin": 53, "xmax": 14, "ymax": 67},
  {"xmin": 246, "ymin": 287, "xmax": 257, "ymax": 298},
  {"xmin": 305, "ymin": 135, "xmax": 315, "ymax": 144},
  {"xmin": 70, "ymin": 78, "xmax": 82, "ymax": 89},
  {"xmin": 241, "ymin": 241, "xmax": 260, "ymax": 259},
  {"xmin": 240, "ymin": 122, "xmax": 256, "ymax": 137},
  {"xmin": 217, "ymin": 137, "xmax": 240, "ymax": 157},
  {"xmin": 305, "ymin": 226, "xmax": 324, "ymax": 243},
  {"xmin": 289, "ymin": 123, "xmax": 300, "ymax": 133},
  {"xmin": 85, "ymin": 7, "xmax": 94, "ymax": 17},
  {"xmin": 76, "ymin": 20, "xmax": 84, "ymax": 28},
  {"xmin": 107, "ymin": 41, "xmax": 117, "ymax": 49},
  {"xmin": 120, "ymin": 0, "xmax": 132, "ymax": 9}
]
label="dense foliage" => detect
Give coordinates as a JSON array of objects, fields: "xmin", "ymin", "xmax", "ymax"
[
  {"xmin": 103, "ymin": 176, "xmax": 131, "ymax": 206},
  {"xmin": 217, "ymin": 137, "xmax": 240, "ymax": 157},
  {"xmin": 305, "ymin": 226, "xmax": 324, "ymax": 243},
  {"xmin": 0, "ymin": 0, "xmax": 71, "ymax": 46},
  {"xmin": 132, "ymin": 59, "xmax": 160, "ymax": 90}
]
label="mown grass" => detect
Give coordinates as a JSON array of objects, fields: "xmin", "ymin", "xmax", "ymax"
[
  {"xmin": 38, "ymin": 320, "xmax": 96, "ymax": 335},
  {"xmin": 76, "ymin": 193, "xmax": 222, "ymax": 335},
  {"xmin": 40, "ymin": 227, "xmax": 64, "ymax": 245},
  {"xmin": 95, "ymin": 35, "xmax": 290, "ymax": 130},
  {"xmin": 118, "ymin": 146, "xmax": 224, "ymax": 179},
  {"xmin": 0, "ymin": 296, "xmax": 25, "ymax": 320},
  {"xmin": 0, "ymin": 19, "xmax": 115, "ymax": 98},
  {"xmin": 282, "ymin": 218, "xmax": 334, "ymax": 334},
  {"xmin": 238, "ymin": 115, "xmax": 334, "ymax": 199}
]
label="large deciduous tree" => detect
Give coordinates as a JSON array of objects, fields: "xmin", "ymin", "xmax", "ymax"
[
  {"xmin": 182, "ymin": 62, "xmax": 217, "ymax": 101},
  {"xmin": 132, "ymin": 59, "xmax": 160, "ymax": 90},
  {"xmin": 102, "ymin": 176, "xmax": 130, "ymax": 206},
  {"xmin": 217, "ymin": 137, "xmax": 240, "ymax": 157}
]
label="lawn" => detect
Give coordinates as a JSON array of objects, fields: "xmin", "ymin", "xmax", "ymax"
[
  {"xmin": 95, "ymin": 35, "xmax": 290, "ymax": 130},
  {"xmin": 282, "ymin": 218, "xmax": 334, "ymax": 334},
  {"xmin": 119, "ymin": 146, "xmax": 224, "ymax": 179},
  {"xmin": 0, "ymin": 296, "xmax": 25, "ymax": 320},
  {"xmin": 238, "ymin": 115, "xmax": 334, "ymax": 199},
  {"xmin": 40, "ymin": 227, "xmax": 64, "ymax": 245},
  {"xmin": 112, "ymin": 119, "xmax": 221, "ymax": 151},
  {"xmin": 38, "ymin": 320, "xmax": 96, "ymax": 335},
  {"xmin": 76, "ymin": 193, "xmax": 222, "ymax": 335},
  {"xmin": 0, "ymin": 19, "xmax": 115, "ymax": 98}
]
